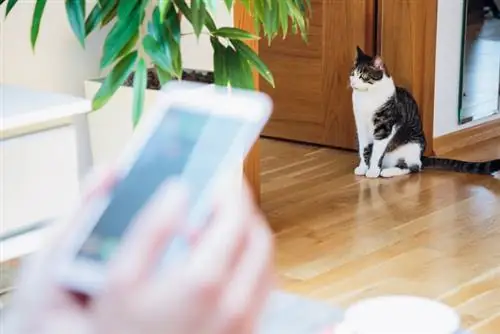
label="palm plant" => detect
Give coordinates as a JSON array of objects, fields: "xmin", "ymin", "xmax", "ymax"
[{"xmin": 1, "ymin": 0, "xmax": 309, "ymax": 126}]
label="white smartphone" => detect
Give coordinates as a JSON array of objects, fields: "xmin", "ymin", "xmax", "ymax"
[{"xmin": 55, "ymin": 81, "xmax": 273, "ymax": 296}]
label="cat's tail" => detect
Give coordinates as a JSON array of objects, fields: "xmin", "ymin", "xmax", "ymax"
[{"xmin": 422, "ymin": 156, "xmax": 500, "ymax": 175}]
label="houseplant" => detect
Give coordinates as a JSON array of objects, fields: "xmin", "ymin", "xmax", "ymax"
[
  {"xmin": 2, "ymin": 0, "xmax": 310, "ymax": 195},
  {"xmin": 1, "ymin": 0, "xmax": 310, "ymax": 127}
]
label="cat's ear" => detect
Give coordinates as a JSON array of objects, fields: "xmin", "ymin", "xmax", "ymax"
[
  {"xmin": 373, "ymin": 56, "xmax": 385, "ymax": 70},
  {"xmin": 356, "ymin": 46, "xmax": 365, "ymax": 60}
]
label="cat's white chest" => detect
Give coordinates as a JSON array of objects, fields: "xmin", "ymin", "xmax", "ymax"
[
  {"xmin": 352, "ymin": 91, "xmax": 384, "ymax": 116},
  {"xmin": 352, "ymin": 92, "xmax": 378, "ymax": 134}
]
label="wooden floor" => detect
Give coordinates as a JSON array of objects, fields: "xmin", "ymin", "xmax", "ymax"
[{"xmin": 261, "ymin": 137, "xmax": 500, "ymax": 333}]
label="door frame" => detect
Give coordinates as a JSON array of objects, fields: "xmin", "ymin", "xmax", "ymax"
[{"xmin": 234, "ymin": 2, "xmax": 261, "ymax": 203}]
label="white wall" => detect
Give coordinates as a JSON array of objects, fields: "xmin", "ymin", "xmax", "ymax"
[
  {"xmin": 0, "ymin": 1, "xmax": 232, "ymax": 96},
  {"xmin": 0, "ymin": 1, "xmax": 107, "ymax": 96},
  {"xmin": 433, "ymin": 0, "xmax": 500, "ymax": 137}
]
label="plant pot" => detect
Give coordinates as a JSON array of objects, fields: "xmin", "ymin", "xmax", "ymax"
[{"xmin": 84, "ymin": 69, "xmax": 242, "ymax": 193}]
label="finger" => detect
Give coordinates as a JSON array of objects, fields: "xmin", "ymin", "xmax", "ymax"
[
  {"xmin": 106, "ymin": 179, "xmax": 188, "ymax": 288},
  {"xmin": 217, "ymin": 219, "xmax": 275, "ymax": 334},
  {"xmin": 184, "ymin": 184, "xmax": 255, "ymax": 294},
  {"xmin": 140, "ymin": 187, "xmax": 255, "ymax": 329}
]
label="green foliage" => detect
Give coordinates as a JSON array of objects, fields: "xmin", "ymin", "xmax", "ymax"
[
  {"xmin": 65, "ymin": 0, "xmax": 86, "ymax": 47},
  {"xmin": 2, "ymin": 0, "xmax": 310, "ymax": 126},
  {"xmin": 30, "ymin": 0, "xmax": 47, "ymax": 50}
]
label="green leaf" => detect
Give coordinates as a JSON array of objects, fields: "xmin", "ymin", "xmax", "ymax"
[
  {"xmin": 92, "ymin": 51, "xmax": 138, "ymax": 110},
  {"xmin": 164, "ymin": 5, "xmax": 181, "ymax": 44},
  {"xmin": 286, "ymin": 0, "xmax": 307, "ymax": 41},
  {"xmin": 142, "ymin": 34, "xmax": 174, "ymax": 74},
  {"xmin": 101, "ymin": 0, "xmax": 118, "ymax": 25},
  {"xmin": 117, "ymin": 0, "xmax": 136, "ymax": 19},
  {"xmin": 30, "ymin": 0, "xmax": 47, "ymax": 50},
  {"xmin": 163, "ymin": 6, "xmax": 182, "ymax": 76},
  {"xmin": 225, "ymin": 47, "xmax": 254, "ymax": 90},
  {"xmin": 252, "ymin": 0, "xmax": 264, "ymax": 36},
  {"xmin": 278, "ymin": 0, "xmax": 289, "ymax": 37},
  {"xmin": 132, "ymin": 58, "xmax": 147, "ymax": 127},
  {"xmin": 223, "ymin": 0, "xmax": 232, "ymax": 11},
  {"xmin": 4, "ymin": 0, "xmax": 18, "ymax": 17},
  {"xmin": 158, "ymin": 0, "xmax": 172, "ymax": 21},
  {"xmin": 148, "ymin": 4, "xmax": 181, "ymax": 77},
  {"xmin": 151, "ymin": 6, "xmax": 166, "ymax": 43},
  {"xmin": 210, "ymin": 37, "xmax": 228, "ymax": 86},
  {"xmin": 85, "ymin": 3, "xmax": 102, "ymax": 36},
  {"xmin": 191, "ymin": 0, "xmax": 206, "ymax": 37},
  {"xmin": 155, "ymin": 66, "xmax": 173, "ymax": 86},
  {"xmin": 262, "ymin": 0, "xmax": 279, "ymax": 42},
  {"xmin": 213, "ymin": 27, "xmax": 259, "ymax": 40},
  {"xmin": 117, "ymin": 32, "xmax": 139, "ymax": 58},
  {"xmin": 204, "ymin": 11, "xmax": 217, "ymax": 32},
  {"xmin": 303, "ymin": 0, "xmax": 311, "ymax": 14},
  {"xmin": 174, "ymin": 0, "xmax": 216, "ymax": 32},
  {"xmin": 232, "ymin": 39, "xmax": 274, "ymax": 87},
  {"xmin": 0, "ymin": 0, "xmax": 6, "ymax": 5},
  {"xmin": 65, "ymin": 0, "xmax": 86, "ymax": 47},
  {"xmin": 100, "ymin": 13, "xmax": 140, "ymax": 68},
  {"xmin": 173, "ymin": 0, "xmax": 192, "ymax": 22}
]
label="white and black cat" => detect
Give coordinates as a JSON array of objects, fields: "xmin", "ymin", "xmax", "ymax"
[{"xmin": 350, "ymin": 46, "xmax": 500, "ymax": 178}]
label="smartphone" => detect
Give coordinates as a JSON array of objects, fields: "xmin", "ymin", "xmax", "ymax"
[{"xmin": 56, "ymin": 82, "xmax": 273, "ymax": 296}]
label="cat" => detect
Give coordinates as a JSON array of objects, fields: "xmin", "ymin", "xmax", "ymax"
[{"xmin": 350, "ymin": 46, "xmax": 500, "ymax": 178}]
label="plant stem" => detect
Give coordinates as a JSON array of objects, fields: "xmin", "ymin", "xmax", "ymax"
[{"xmin": 180, "ymin": 32, "xmax": 212, "ymax": 37}]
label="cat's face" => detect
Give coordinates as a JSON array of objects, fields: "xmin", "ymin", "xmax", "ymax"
[{"xmin": 350, "ymin": 46, "xmax": 389, "ymax": 91}]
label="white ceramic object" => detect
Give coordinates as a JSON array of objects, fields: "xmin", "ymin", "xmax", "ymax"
[{"xmin": 336, "ymin": 295, "xmax": 460, "ymax": 334}]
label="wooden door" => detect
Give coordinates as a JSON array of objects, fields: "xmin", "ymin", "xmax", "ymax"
[
  {"xmin": 259, "ymin": 0, "xmax": 376, "ymax": 150},
  {"xmin": 377, "ymin": 0, "xmax": 438, "ymax": 154}
]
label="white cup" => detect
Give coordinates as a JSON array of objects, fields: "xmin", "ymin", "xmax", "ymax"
[{"xmin": 336, "ymin": 295, "xmax": 460, "ymax": 334}]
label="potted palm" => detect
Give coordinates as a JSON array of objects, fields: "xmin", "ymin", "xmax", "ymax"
[{"xmin": 2, "ymin": 0, "xmax": 309, "ymax": 165}]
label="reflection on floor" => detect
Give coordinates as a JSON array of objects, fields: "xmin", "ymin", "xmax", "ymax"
[
  {"xmin": 461, "ymin": 18, "xmax": 500, "ymax": 122},
  {"xmin": 261, "ymin": 138, "xmax": 500, "ymax": 334}
]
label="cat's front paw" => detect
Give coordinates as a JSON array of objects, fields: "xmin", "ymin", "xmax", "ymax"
[
  {"xmin": 354, "ymin": 164, "xmax": 368, "ymax": 176},
  {"xmin": 365, "ymin": 167, "xmax": 381, "ymax": 178}
]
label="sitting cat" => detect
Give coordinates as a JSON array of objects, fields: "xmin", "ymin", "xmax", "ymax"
[{"xmin": 350, "ymin": 46, "xmax": 500, "ymax": 178}]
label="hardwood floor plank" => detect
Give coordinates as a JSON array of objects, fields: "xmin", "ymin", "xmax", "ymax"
[{"xmin": 262, "ymin": 138, "xmax": 500, "ymax": 333}]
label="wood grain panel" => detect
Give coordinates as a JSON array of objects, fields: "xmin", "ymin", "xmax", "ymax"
[
  {"xmin": 322, "ymin": 0, "xmax": 375, "ymax": 149},
  {"xmin": 378, "ymin": 0, "xmax": 438, "ymax": 155},
  {"xmin": 259, "ymin": 0, "xmax": 375, "ymax": 150},
  {"xmin": 434, "ymin": 118, "xmax": 500, "ymax": 156},
  {"xmin": 259, "ymin": 0, "xmax": 324, "ymax": 143},
  {"xmin": 234, "ymin": 1, "xmax": 261, "ymax": 202}
]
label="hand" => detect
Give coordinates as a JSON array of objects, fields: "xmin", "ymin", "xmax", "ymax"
[{"xmin": 4, "ymin": 169, "xmax": 275, "ymax": 334}]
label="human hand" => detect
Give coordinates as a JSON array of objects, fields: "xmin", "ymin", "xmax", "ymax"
[{"xmin": 3, "ymin": 169, "xmax": 275, "ymax": 334}]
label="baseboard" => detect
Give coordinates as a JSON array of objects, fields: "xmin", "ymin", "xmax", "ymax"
[{"xmin": 433, "ymin": 118, "xmax": 500, "ymax": 155}]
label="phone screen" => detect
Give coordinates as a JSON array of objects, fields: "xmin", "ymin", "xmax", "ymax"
[{"xmin": 76, "ymin": 105, "xmax": 245, "ymax": 264}]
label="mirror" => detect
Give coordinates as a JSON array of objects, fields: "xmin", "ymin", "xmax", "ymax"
[{"xmin": 459, "ymin": 0, "xmax": 500, "ymax": 124}]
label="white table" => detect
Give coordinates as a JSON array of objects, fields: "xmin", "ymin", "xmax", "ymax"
[{"xmin": 0, "ymin": 84, "xmax": 93, "ymax": 262}]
